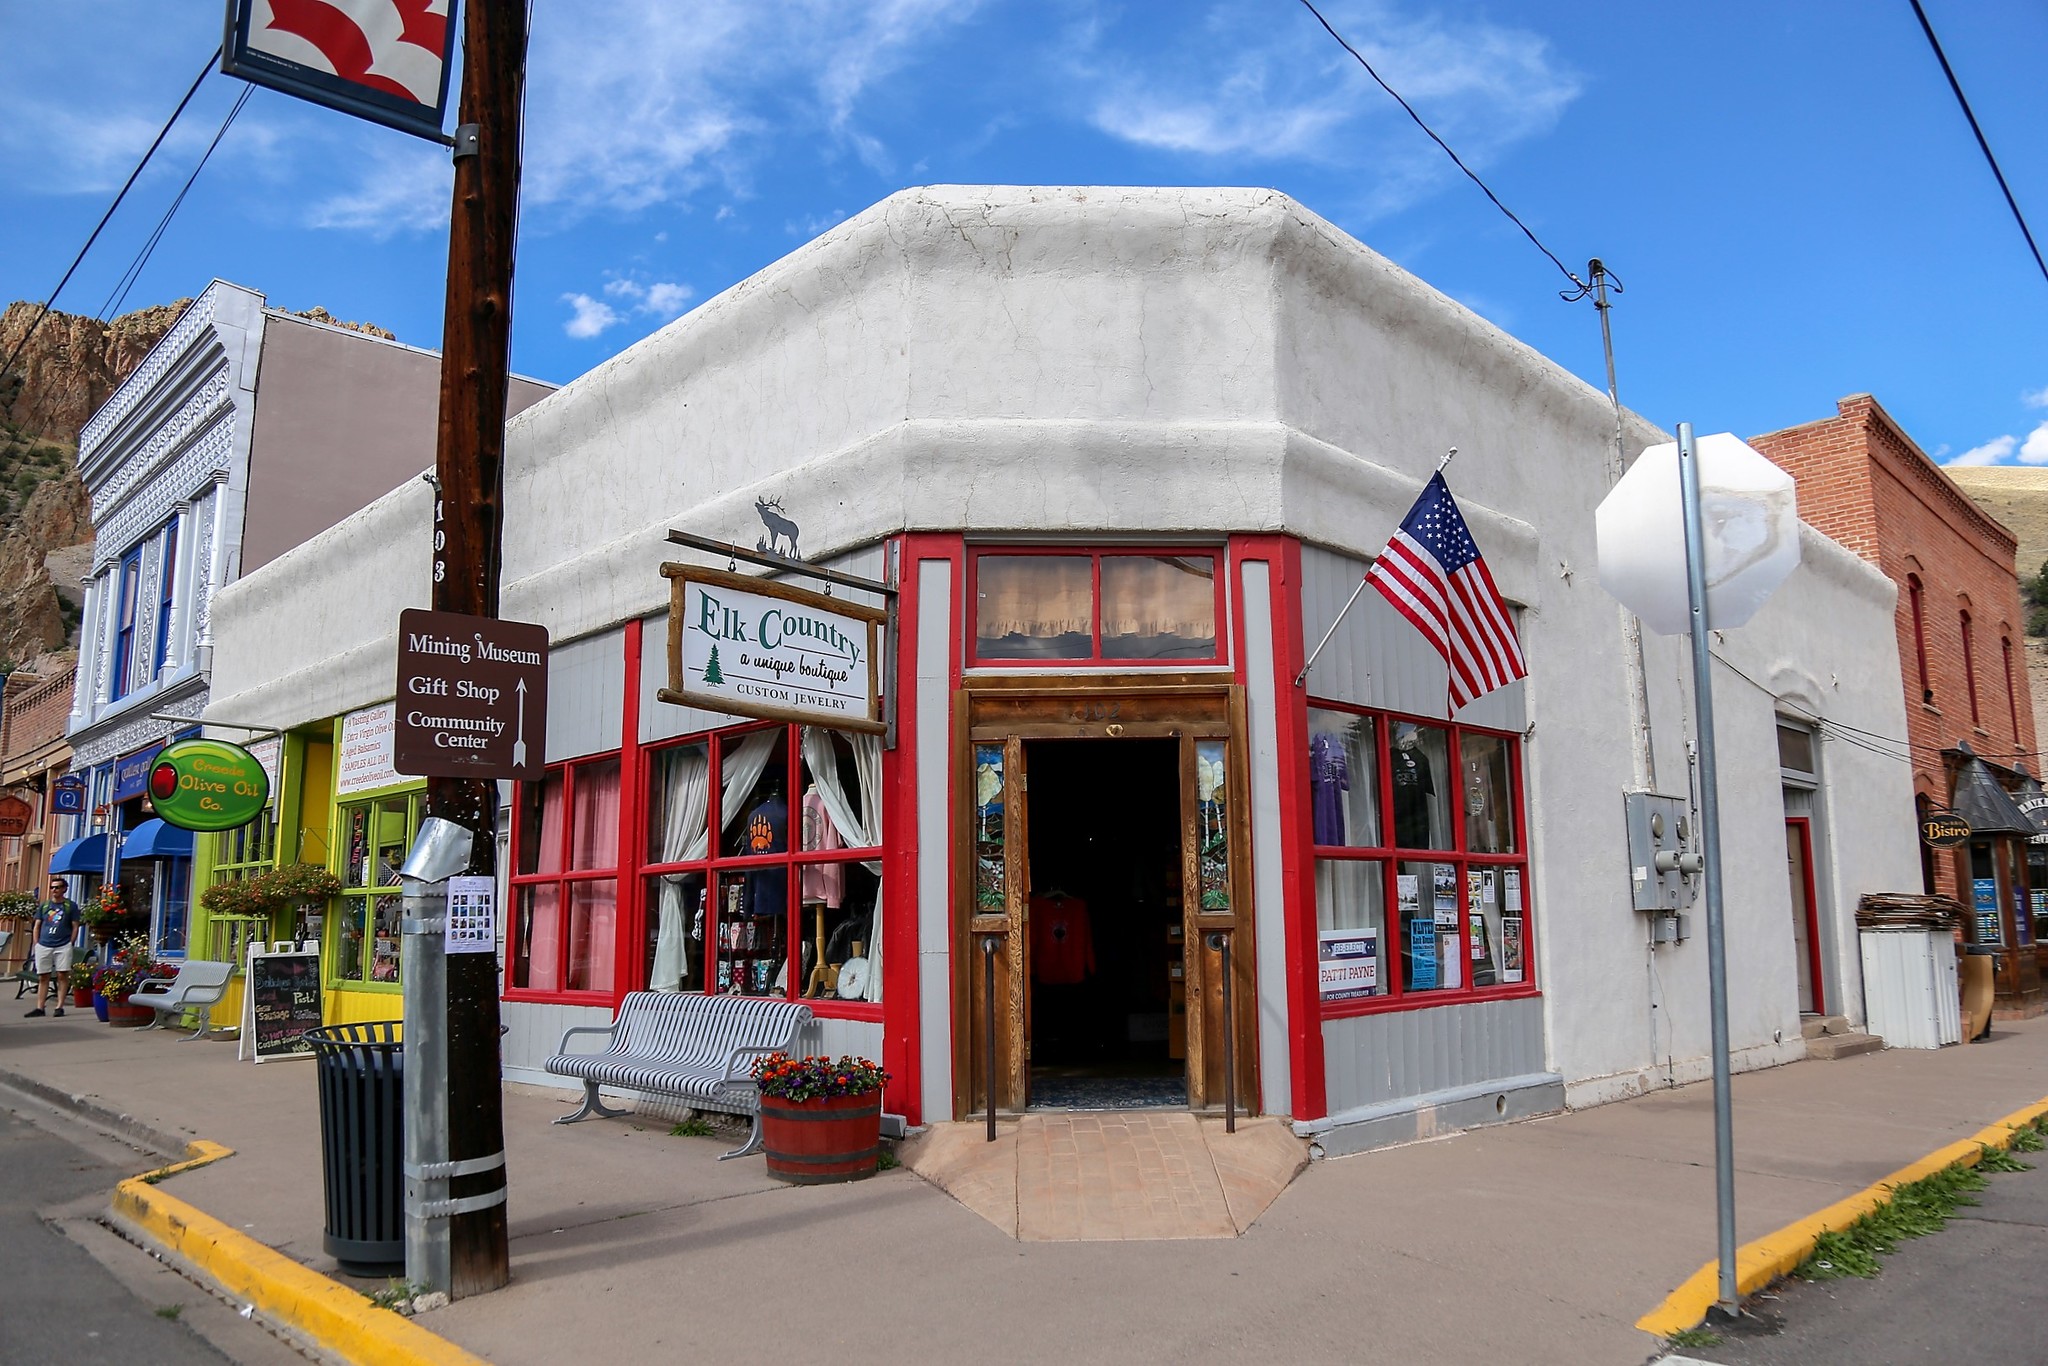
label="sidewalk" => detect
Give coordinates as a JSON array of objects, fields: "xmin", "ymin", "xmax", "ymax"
[{"xmin": 4, "ymin": 1009, "xmax": 2046, "ymax": 1366}]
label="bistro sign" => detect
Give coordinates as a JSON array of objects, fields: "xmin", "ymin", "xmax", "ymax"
[
  {"xmin": 661, "ymin": 565, "xmax": 886, "ymax": 734},
  {"xmin": 1920, "ymin": 810, "xmax": 1973, "ymax": 849}
]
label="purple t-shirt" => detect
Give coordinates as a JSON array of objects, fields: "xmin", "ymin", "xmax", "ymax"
[{"xmin": 1310, "ymin": 734, "xmax": 1349, "ymax": 846}]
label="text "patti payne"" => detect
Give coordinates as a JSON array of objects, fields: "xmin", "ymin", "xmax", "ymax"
[{"xmin": 408, "ymin": 676, "xmax": 508, "ymax": 704}]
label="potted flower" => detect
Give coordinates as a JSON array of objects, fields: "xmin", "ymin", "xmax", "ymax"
[
  {"xmin": 95, "ymin": 934, "xmax": 157, "ymax": 1027},
  {"xmin": 83, "ymin": 884, "xmax": 129, "ymax": 944},
  {"xmin": 751, "ymin": 1053, "xmax": 890, "ymax": 1184},
  {"xmin": 67, "ymin": 958, "xmax": 96, "ymax": 1009}
]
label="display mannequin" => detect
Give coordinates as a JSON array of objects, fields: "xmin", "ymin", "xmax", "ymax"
[
  {"xmin": 743, "ymin": 778, "xmax": 789, "ymax": 936},
  {"xmin": 1390, "ymin": 724, "xmax": 1436, "ymax": 849}
]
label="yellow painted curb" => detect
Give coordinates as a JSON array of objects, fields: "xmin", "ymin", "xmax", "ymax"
[
  {"xmin": 1636, "ymin": 1094, "xmax": 2048, "ymax": 1338},
  {"xmin": 113, "ymin": 1144, "xmax": 491, "ymax": 1366}
]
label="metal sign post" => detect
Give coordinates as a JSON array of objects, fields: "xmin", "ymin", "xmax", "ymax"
[{"xmin": 1678, "ymin": 423, "xmax": 1739, "ymax": 1314}]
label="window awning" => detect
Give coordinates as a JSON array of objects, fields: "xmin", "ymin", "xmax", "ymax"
[
  {"xmin": 47, "ymin": 832, "xmax": 110, "ymax": 875},
  {"xmin": 121, "ymin": 818, "xmax": 194, "ymax": 861},
  {"xmin": 1949, "ymin": 744, "xmax": 2036, "ymax": 838}
]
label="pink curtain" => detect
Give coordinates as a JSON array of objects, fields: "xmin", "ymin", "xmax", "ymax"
[
  {"xmin": 566, "ymin": 761, "xmax": 620, "ymax": 991},
  {"xmin": 521, "ymin": 777, "xmax": 566, "ymax": 987}
]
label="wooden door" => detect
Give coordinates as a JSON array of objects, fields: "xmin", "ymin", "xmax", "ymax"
[
  {"xmin": 959, "ymin": 735, "xmax": 1029, "ymax": 1115},
  {"xmin": 1785, "ymin": 819, "xmax": 1822, "ymax": 1015}
]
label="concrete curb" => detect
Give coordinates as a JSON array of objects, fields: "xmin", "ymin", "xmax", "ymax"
[
  {"xmin": 4, "ymin": 1066, "xmax": 489, "ymax": 1365},
  {"xmin": 1636, "ymin": 1094, "xmax": 2048, "ymax": 1339}
]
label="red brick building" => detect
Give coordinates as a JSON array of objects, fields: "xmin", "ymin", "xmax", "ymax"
[
  {"xmin": 1753, "ymin": 394, "xmax": 2044, "ymax": 1013},
  {"xmin": 0, "ymin": 661, "xmax": 76, "ymax": 894}
]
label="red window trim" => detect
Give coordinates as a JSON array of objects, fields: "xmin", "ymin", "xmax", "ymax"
[
  {"xmin": 506, "ymin": 751, "xmax": 623, "ymax": 1000},
  {"xmin": 1907, "ymin": 575, "xmax": 1931, "ymax": 700},
  {"xmin": 966, "ymin": 545, "xmax": 1228, "ymax": 668},
  {"xmin": 509, "ymin": 719, "xmax": 887, "ymax": 1022},
  {"xmin": 1961, "ymin": 610, "xmax": 1980, "ymax": 724},
  {"xmin": 1305, "ymin": 698, "xmax": 1538, "ymax": 1020}
]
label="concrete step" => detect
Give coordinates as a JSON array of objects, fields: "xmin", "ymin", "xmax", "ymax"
[
  {"xmin": 1801, "ymin": 1014, "xmax": 1852, "ymax": 1040},
  {"xmin": 1806, "ymin": 1031, "xmax": 1884, "ymax": 1060}
]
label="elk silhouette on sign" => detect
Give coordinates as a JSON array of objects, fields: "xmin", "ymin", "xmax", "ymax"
[{"xmin": 755, "ymin": 498, "xmax": 801, "ymax": 558}]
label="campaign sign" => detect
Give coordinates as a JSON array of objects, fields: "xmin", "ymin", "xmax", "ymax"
[{"xmin": 1318, "ymin": 930, "xmax": 1378, "ymax": 1001}]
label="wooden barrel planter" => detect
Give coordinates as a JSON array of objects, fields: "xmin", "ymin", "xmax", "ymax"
[
  {"xmin": 760, "ymin": 1091, "xmax": 882, "ymax": 1184},
  {"xmin": 103, "ymin": 998, "xmax": 153, "ymax": 1028}
]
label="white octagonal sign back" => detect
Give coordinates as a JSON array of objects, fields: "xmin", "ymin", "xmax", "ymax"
[{"xmin": 1596, "ymin": 432, "xmax": 1799, "ymax": 637}]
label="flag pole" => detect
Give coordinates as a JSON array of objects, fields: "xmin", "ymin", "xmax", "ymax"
[{"xmin": 1295, "ymin": 448, "xmax": 1456, "ymax": 685}]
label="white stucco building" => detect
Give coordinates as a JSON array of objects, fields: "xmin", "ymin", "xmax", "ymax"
[{"xmin": 202, "ymin": 186, "xmax": 1921, "ymax": 1151}]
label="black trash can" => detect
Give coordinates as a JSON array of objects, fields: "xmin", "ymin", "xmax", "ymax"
[{"xmin": 306, "ymin": 1021, "xmax": 404, "ymax": 1276}]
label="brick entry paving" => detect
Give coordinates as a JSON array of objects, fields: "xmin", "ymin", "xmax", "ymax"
[{"xmin": 903, "ymin": 1112, "xmax": 1309, "ymax": 1241}]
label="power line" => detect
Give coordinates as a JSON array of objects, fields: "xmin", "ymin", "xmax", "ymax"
[
  {"xmin": 1294, "ymin": 0, "xmax": 1585, "ymax": 291},
  {"xmin": 1906, "ymin": 0, "xmax": 2048, "ymax": 288},
  {"xmin": 0, "ymin": 47, "xmax": 220, "ymax": 395},
  {"xmin": 99, "ymin": 85, "xmax": 253, "ymax": 321}
]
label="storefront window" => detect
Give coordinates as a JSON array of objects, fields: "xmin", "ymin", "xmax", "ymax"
[
  {"xmin": 510, "ymin": 756, "xmax": 619, "ymax": 994},
  {"xmin": 334, "ymin": 793, "xmax": 421, "ymax": 987},
  {"xmin": 520, "ymin": 723, "xmax": 884, "ymax": 1011},
  {"xmin": 971, "ymin": 549, "xmax": 1222, "ymax": 665},
  {"xmin": 1309, "ymin": 701, "xmax": 1530, "ymax": 1013}
]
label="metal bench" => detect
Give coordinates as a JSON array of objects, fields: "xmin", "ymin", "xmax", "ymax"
[
  {"xmin": 544, "ymin": 992, "xmax": 812, "ymax": 1159},
  {"xmin": 128, "ymin": 959, "xmax": 234, "ymax": 1039}
]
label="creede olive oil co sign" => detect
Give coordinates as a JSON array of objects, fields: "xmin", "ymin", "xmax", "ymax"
[{"xmin": 149, "ymin": 739, "xmax": 271, "ymax": 831}]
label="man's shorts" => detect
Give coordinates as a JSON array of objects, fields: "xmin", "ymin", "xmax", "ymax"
[{"xmin": 32, "ymin": 943, "xmax": 74, "ymax": 975}]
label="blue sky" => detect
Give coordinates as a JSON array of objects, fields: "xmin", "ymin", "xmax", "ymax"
[{"xmin": 3, "ymin": 1, "xmax": 2043, "ymax": 466}]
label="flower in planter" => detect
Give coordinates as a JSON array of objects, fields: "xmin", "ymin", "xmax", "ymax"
[
  {"xmin": 82, "ymin": 885, "xmax": 131, "ymax": 934},
  {"xmin": 93, "ymin": 933, "xmax": 158, "ymax": 1000},
  {"xmin": 751, "ymin": 1053, "xmax": 889, "ymax": 1103}
]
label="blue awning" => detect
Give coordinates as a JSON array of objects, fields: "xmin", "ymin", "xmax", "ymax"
[
  {"xmin": 121, "ymin": 818, "xmax": 193, "ymax": 861},
  {"xmin": 47, "ymin": 832, "xmax": 111, "ymax": 875}
]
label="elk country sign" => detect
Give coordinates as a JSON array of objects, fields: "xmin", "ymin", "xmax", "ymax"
[
  {"xmin": 393, "ymin": 609, "xmax": 550, "ymax": 782},
  {"xmin": 661, "ymin": 565, "xmax": 886, "ymax": 735}
]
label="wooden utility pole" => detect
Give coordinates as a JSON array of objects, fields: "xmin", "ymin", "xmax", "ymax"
[{"xmin": 428, "ymin": 0, "xmax": 525, "ymax": 1296}]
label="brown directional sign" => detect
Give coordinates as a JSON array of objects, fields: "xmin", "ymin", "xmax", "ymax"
[{"xmin": 394, "ymin": 609, "xmax": 549, "ymax": 782}]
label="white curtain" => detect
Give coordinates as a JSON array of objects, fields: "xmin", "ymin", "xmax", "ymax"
[
  {"xmin": 801, "ymin": 727, "xmax": 885, "ymax": 1001},
  {"xmin": 646, "ymin": 731, "xmax": 778, "ymax": 991},
  {"xmin": 648, "ymin": 749, "xmax": 709, "ymax": 992}
]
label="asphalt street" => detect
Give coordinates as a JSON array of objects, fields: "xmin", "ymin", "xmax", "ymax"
[
  {"xmin": 0, "ymin": 1103, "xmax": 228, "ymax": 1366},
  {"xmin": 1679, "ymin": 1154, "xmax": 2048, "ymax": 1366}
]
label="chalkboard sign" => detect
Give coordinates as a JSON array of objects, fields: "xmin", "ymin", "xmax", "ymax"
[{"xmin": 242, "ymin": 943, "xmax": 322, "ymax": 1063}]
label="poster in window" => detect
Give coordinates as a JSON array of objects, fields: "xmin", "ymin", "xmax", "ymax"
[
  {"xmin": 1432, "ymin": 865, "xmax": 1459, "ymax": 928},
  {"xmin": 1501, "ymin": 916, "xmax": 1525, "ymax": 983},
  {"xmin": 1505, "ymin": 868, "xmax": 1523, "ymax": 913},
  {"xmin": 1439, "ymin": 929, "xmax": 1462, "ymax": 989},
  {"xmin": 1973, "ymin": 877, "xmax": 2002, "ymax": 944},
  {"xmin": 1407, "ymin": 916, "xmax": 1438, "ymax": 990},
  {"xmin": 1397, "ymin": 874, "xmax": 1419, "ymax": 916},
  {"xmin": 1318, "ymin": 929, "xmax": 1378, "ymax": 1001},
  {"xmin": 2013, "ymin": 881, "xmax": 2033, "ymax": 947}
]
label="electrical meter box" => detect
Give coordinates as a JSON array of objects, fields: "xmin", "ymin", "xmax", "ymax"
[{"xmin": 1624, "ymin": 791, "xmax": 1694, "ymax": 912}]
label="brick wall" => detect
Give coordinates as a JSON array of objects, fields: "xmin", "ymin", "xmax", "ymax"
[
  {"xmin": 1753, "ymin": 394, "xmax": 2039, "ymax": 901},
  {"xmin": 0, "ymin": 665, "xmax": 76, "ymax": 763}
]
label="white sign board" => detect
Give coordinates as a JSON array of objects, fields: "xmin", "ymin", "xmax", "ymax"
[
  {"xmin": 335, "ymin": 703, "xmax": 404, "ymax": 796},
  {"xmin": 446, "ymin": 876, "xmax": 498, "ymax": 954},
  {"xmin": 662, "ymin": 565, "xmax": 887, "ymax": 734},
  {"xmin": 1318, "ymin": 929, "xmax": 1379, "ymax": 1001}
]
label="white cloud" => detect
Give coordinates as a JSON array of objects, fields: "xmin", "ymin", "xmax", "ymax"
[
  {"xmin": 2021, "ymin": 420, "xmax": 2048, "ymax": 465},
  {"xmin": 305, "ymin": 140, "xmax": 452, "ymax": 237},
  {"xmin": 562, "ymin": 292, "xmax": 624, "ymax": 339},
  {"xmin": 642, "ymin": 282, "xmax": 693, "ymax": 316},
  {"xmin": 2024, "ymin": 385, "xmax": 2048, "ymax": 409},
  {"xmin": 1073, "ymin": 0, "xmax": 1579, "ymax": 217},
  {"xmin": 1947, "ymin": 436, "xmax": 2017, "ymax": 466}
]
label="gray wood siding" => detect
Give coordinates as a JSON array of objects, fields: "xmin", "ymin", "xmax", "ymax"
[
  {"xmin": 1299, "ymin": 542, "xmax": 1526, "ymax": 730},
  {"xmin": 545, "ymin": 628, "xmax": 625, "ymax": 762},
  {"xmin": 1320, "ymin": 996, "xmax": 1548, "ymax": 1114}
]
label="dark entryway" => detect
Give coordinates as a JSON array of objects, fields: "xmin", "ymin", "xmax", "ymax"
[{"xmin": 1023, "ymin": 737, "xmax": 1185, "ymax": 1109}]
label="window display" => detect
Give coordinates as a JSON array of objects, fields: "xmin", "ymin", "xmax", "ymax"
[
  {"xmin": 517, "ymin": 721, "xmax": 884, "ymax": 1010},
  {"xmin": 333, "ymin": 792, "xmax": 421, "ymax": 988},
  {"xmin": 1307, "ymin": 701, "xmax": 1530, "ymax": 1014},
  {"xmin": 971, "ymin": 549, "xmax": 1222, "ymax": 664}
]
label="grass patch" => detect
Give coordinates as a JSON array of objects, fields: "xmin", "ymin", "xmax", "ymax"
[
  {"xmin": 876, "ymin": 1143, "xmax": 900, "ymax": 1171},
  {"xmin": 1979, "ymin": 1143, "xmax": 2033, "ymax": 1173},
  {"xmin": 1663, "ymin": 1325, "xmax": 1722, "ymax": 1350},
  {"xmin": 1794, "ymin": 1160, "xmax": 1986, "ymax": 1281},
  {"xmin": 366, "ymin": 1279, "xmax": 427, "ymax": 1312},
  {"xmin": 669, "ymin": 1117, "xmax": 715, "ymax": 1138},
  {"xmin": 2006, "ymin": 1123, "xmax": 2044, "ymax": 1154},
  {"xmin": 154, "ymin": 1305, "xmax": 183, "ymax": 1321}
]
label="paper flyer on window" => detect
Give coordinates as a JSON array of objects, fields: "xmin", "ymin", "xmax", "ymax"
[
  {"xmin": 1505, "ymin": 869, "xmax": 1523, "ymax": 913},
  {"xmin": 1501, "ymin": 915, "xmax": 1525, "ymax": 983},
  {"xmin": 1433, "ymin": 865, "xmax": 1459, "ymax": 928},
  {"xmin": 1408, "ymin": 916, "xmax": 1438, "ymax": 990},
  {"xmin": 446, "ymin": 876, "xmax": 497, "ymax": 954}
]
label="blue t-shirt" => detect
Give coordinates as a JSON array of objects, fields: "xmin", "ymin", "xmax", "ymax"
[{"xmin": 36, "ymin": 898, "xmax": 81, "ymax": 948}]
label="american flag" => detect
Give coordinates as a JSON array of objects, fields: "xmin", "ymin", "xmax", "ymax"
[{"xmin": 1365, "ymin": 472, "xmax": 1527, "ymax": 711}]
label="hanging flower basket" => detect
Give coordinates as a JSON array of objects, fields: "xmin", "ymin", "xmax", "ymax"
[{"xmin": 752, "ymin": 1054, "xmax": 888, "ymax": 1184}]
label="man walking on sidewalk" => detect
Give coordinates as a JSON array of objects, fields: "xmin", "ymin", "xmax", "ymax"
[{"xmin": 24, "ymin": 878, "xmax": 81, "ymax": 1018}]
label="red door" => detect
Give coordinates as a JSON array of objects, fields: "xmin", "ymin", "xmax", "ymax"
[{"xmin": 1785, "ymin": 818, "xmax": 1824, "ymax": 1015}]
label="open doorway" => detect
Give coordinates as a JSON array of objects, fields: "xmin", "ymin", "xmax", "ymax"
[{"xmin": 1024, "ymin": 737, "xmax": 1185, "ymax": 1109}]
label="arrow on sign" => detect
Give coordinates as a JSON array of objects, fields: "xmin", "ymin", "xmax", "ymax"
[{"xmin": 512, "ymin": 677, "xmax": 528, "ymax": 770}]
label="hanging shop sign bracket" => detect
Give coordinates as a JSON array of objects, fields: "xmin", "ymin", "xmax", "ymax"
[{"xmin": 664, "ymin": 529, "xmax": 899, "ymax": 599}]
